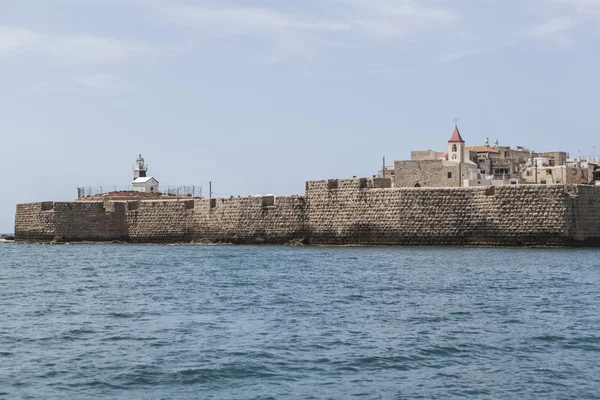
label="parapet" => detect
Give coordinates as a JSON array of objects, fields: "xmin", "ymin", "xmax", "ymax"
[{"xmin": 306, "ymin": 177, "xmax": 393, "ymax": 192}]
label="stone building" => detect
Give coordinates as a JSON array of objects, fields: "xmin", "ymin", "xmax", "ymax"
[
  {"xmin": 390, "ymin": 128, "xmax": 581, "ymax": 188},
  {"xmin": 394, "ymin": 126, "xmax": 480, "ymax": 188},
  {"xmin": 522, "ymin": 156, "xmax": 590, "ymax": 185},
  {"xmin": 533, "ymin": 151, "xmax": 568, "ymax": 167},
  {"xmin": 466, "ymin": 141, "xmax": 531, "ymax": 182}
]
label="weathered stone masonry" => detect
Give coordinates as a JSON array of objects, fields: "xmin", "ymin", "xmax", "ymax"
[{"xmin": 14, "ymin": 179, "xmax": 600, "ymax": 246}]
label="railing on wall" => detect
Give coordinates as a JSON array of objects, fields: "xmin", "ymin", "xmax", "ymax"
[{"xmin": 77, "ymin": 185, "xmax": 203, "ymax": 199}]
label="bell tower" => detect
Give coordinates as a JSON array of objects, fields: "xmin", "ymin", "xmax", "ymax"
[
  {"xmin": 448, "ymin": 124, "xmax": 465, "ymax": 163},
  {"xmin": 133, "ymin": 154, "xmax": 147, "ymax": 180}
]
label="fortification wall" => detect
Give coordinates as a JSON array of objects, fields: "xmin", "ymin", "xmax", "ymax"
[
  {"xmin": 53, "ymin": 202, "xmax": 128, "ymax": 242},
  {"xmin": 14, "ymin": 181, "xmax": 600, "ymax": 246},
  {"xmin": 126, "ymin": 200, "xmax": 195, "ymax": 243},
  {"xmin": 192, "ymin": 195, "xmax": 308, "ymax": 244},
  {"xmin": 15, "ymin": 202, "xmax": 57, "ymax": 241},
  {"xmin": 568, "ymin": 185, "xmax": 600, "ymax": 244},
  {"xmin": 14, "ymin": 195, "xmax": 308, "ymax": 244},
  {"xmin": 305, "ymin": 179, "xmax": 597, "ymax": 246}
]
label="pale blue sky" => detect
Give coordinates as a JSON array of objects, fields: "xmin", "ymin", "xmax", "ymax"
[{"xmin": 1, "ymin": 0, "xmax": 599, "ymax": 232}]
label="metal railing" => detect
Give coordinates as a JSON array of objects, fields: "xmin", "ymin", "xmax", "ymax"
[{"xmin": 77, "ymin": 185, "xmax": 203, "ymax": 199}]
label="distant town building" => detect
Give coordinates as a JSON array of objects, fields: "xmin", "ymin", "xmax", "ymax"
[
  {"xmin": 393, "ymin": 125, "xmax": 480, "ymax": 188},
  {"xmin": 132, "ymin": 154, "xmax": 159, "ymax": 193},
  {"xmin": 382, "ymin": 125, "xmax": 595, "ymax": 188}
]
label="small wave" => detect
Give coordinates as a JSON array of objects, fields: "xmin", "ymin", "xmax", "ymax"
[
  {"xmin": 419, "ymin": 346, "xmax": 464, "ymax": 357},
  {"xmin": 107, "ymin": 312, "xmax": 135, "ymax": 318},
  {"xmin": 533, "ymin": 335, "xmax": 565, "ymax": 342},
  {"xmin": 170, "ymin": 364, "xmax": 279, "ymax": 385}
]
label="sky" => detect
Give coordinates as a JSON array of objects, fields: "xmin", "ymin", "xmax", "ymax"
[{"xmin": 1, "ymin": 0, "xmax": 599, "ymax": 232}]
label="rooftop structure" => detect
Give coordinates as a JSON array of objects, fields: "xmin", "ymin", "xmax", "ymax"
[{"xmin": 132, "ymin": 154, "xmax": 159, "ymax": 193}]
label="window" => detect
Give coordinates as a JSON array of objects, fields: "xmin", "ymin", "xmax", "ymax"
[
  {"xmin": 527, "ymin": 171, "xmax": 533, "ymax": 176},
  {"xmin": 447, "ymin": 172, "xmax": 453, "ymax": 179},
  {"xmin": 504, "ymin": 151, "xmax": 508, "ymax": 157},
  {"xmin": 546, "ymin": 169, "xmax": 552, "ymax": 175},
  {"xmin": 541, "ymin": 180, "xmax": 547, "ymax": 184},
  {"xmin": 452, "ymin": 144, "xmax": 457, "ymax": 152},
  {"xmin": 452, "ymin": 154, "xmax": 457, "ymax": 160}
]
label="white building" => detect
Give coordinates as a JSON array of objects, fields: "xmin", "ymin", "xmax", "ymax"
[{"xmin": 132, "ymin": 154, "xmax": 159, "ymax": 193}]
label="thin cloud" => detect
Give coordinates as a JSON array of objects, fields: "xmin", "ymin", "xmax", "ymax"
[
  {"xmin": 527, "ymin": 16, "xmax": 575, "ymax": 46},
  {"xmin": 558, "ymin": 0, "xmax": 600, "ymax": 19},
  {"xmin": 0, "ymin": 26, "xmax": 150, "ymax": 64},
  {"xmin": 157, "ymin": 1, "xmax": 460, "ymax": 60},
  {"xmin": 75, "ymin": 73, "xmax": 117, "ymax": 89},
  {"xmin": 440, "ymin": 42, "xmax": 517, "ymax": 63},
  {"xmin": 339, "ymin": 0, "xmax": 459, "ymax": 38},
  {"xmin": 161, "ymin": 5, "xmax": 350, "ymax": 34}
]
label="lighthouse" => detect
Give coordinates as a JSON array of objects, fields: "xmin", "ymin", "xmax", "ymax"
[
  {"xmin": 132, "ymin": 154, "xmax": 159, "ymax": 193},
  {"xmin": 133, "ymin": 154, "xmax": 147, "ymax": 179}
]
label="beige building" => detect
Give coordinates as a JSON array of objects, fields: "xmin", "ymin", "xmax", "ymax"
[
  {"xmin": 522, "ymin": 165, "xmax": 589, "ymax": 185},
  {"xmin": 387, "ymin": 128, "xmax": 582, "ymax": 189},
  {"xmin": 394, "ymin": 126, "xmax": 479, "ymax": 188}
]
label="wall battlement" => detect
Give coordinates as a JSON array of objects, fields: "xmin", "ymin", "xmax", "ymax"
[{"xmin": 15, "ymin": 180, "xmax": 600, "ymax": 246}]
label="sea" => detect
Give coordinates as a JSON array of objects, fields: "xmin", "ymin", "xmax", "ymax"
[{"xmin": 1, "ymin": 243, "xmax": 600, "ymax": 399}]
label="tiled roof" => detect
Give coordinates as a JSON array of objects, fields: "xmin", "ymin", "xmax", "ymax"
[
  {"xmin": 466, "ymin": 146, "xmax": 499, "ymax": 153},
  {"xmin": 448, "ymin": 126, "xmax": 465, "ymax": 143}
]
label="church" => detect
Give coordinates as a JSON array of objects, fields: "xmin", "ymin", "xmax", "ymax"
[{"xmin": 393, "ymin": 125, "xmax": 482, "ymax": 188}]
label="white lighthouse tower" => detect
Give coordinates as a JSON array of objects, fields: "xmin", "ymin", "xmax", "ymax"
[
  {"xmin": 133, "ymin": 154, "xmax": 147, "ymax": 179},
  {"xmin": 132, "ymin": 154, "xmax": 159, "ymax": 193}
]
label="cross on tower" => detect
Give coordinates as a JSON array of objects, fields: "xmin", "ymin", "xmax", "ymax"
[{"xmin": 453, "ymin": 117, "xmax": 460, "ymax": 127}]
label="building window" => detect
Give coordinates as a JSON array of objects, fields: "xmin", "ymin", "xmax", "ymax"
[
  {"xmin": 541, "ymin": 180, "xmax": 547, "ymax": 184},
  {"xmin": 452, "ymin": 154, "xmax": 457, "ymax": 160},
  {"xmin": 527, "ymin": 171, "xmax": 533, "ymax": 176},
  {"xmin": 546, "ymin": 169, "xmax": 552, "ymax": 175},
  {"xmin": 504, "ymin": 151, "xmax": 508, "ymax": 157},
  {"xmin": 452, "ymin": 144, "xmax": 457, "ymax": 152},
  {"xmin": 447, "ymin": 172, "xmax": 453, "ymax": 179}
]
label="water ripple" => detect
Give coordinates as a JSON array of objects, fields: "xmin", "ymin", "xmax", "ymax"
[{"xmin": 1, "ymin": 244, "xmax": 600, "ymax": 398}]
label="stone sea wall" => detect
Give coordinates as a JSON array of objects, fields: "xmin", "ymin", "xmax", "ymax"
[
  {"xmin": 15, "ymin": 195, "xmax": 308, "ymax": 245},
  {"xmin": 305, "ymin": 180, "xmax": 583, "ymax": 246},
  {"xmin": 14, "ymin": 179, "xmax": 600, "ymax": 246}
]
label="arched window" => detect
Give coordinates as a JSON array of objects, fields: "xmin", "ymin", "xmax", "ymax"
[
  {"xmin": 452, "ymin": 144, "xmax": 457, "ymax": 152},
  {"xmin": 414, "ymin": 183, "xmax": 421, "ymax": 187},
  {"xmin": 452, "ymin": 154, "xmax": 457, "ymax": 160}
]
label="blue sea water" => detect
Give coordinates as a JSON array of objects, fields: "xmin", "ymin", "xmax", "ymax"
[{"xmin": 1, "ymin": 244, "xmax": 600, "ymax": 399}]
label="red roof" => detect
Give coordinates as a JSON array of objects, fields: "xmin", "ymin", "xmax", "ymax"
[
  {"xmin": 448, "ymin": 126, "xmax": 465, "ymax": 143},
  {"xmin": 465, "ymin": 146, "xmax": 499, "ymax": 154}
]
